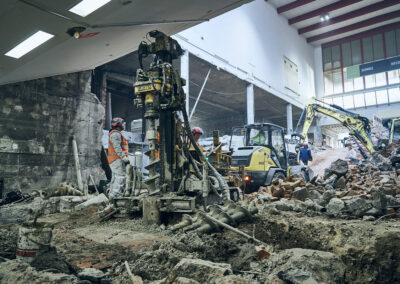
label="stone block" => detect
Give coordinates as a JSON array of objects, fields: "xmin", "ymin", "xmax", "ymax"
[
  {"xmin": 293, "ymin": 187, "xmax": 308, "ymax": 201},
  {"xmin": 345, "ymin": 197, "xmax": 372, "ymax": 217},
  {"xmin": 327, "ymin": 198, "xmax": 345, "ymax": 216},
  {"xmin": 75, "ymin": 194, "xmax": 108, "ymax": 211}
]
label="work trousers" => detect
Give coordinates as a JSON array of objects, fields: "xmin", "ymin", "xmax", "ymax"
[{"xmin": 109, "ymin": 158, "xmax": 126, "ymax": 200}]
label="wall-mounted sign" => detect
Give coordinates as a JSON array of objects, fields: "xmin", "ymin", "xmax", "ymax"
[{"xmin": 346, "ymin": 55, "xmax": 400, "ymax": 79}]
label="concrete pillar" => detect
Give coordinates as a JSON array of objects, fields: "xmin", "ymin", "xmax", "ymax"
[
  {"xmin": 181, "ymin": 50, "xmax": 190, "ymax": 114},
  {"xmin": 286, "ymin": 104, "xmax": 293, "ymax": 135},
  {"xmin": 314, "ymin": 117, "xmax": 323, "ymax": 145},
  {"xmin": 105, "ymin": 92, "xmax": 112, "ymax": 130},
  {"xmin": 246, "ymin": 84, "xmax": 254, "ymax": 125}
]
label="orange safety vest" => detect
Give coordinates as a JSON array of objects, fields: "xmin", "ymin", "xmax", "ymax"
[{"xmin": 108, "ymin": 130, "xmax": 129, "ymax": 164}]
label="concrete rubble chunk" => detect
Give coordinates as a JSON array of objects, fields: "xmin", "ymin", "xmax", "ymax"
[
  {"xmin": 274, "ymin": 199, "xmax": 294, "ymax": 211},
  {"xmin": 78, "ymin": 268, "xmax": 105, "ymax": 283},
  {"xmin": 308, "ymin": 190, "xmax": 322, "ymax": 201},
  {"xmin": 293, "ymin": 187, "xmax": 309, "ymax": 201},
  {"xmin": 322, "ymin": 190, "xmax": 336, "ymax": 204},
  {"xmin": 74, "ymin": 193, "xmax": 108, "ymax": 211},
  {"xmin": 334, "ymin": 176, "xmax": 346, "ymax": 189},
  {"xmin": 165, "ymin": 258, "xmax": 232, "ymax": 284},
  {"xmin": 345, "ymin": 197, "xmax": 372, "ymax": 217},
  {"xmin": 172, "ymin": 277, "xmax": 200, "ymax": 284},
  {"xmin": 0, "ymin": 197, "xmax": 44, "ymax": 225},
  {"xmin": 262, "ymin": 248, "xmax": 345, "ymax": 284},
  {"xmin": 327, "ymin": 159, "xmax": 348, "ymax": 177},
  {"xmin": 211, "ymin": 275, "xmax": 258, "ymax": 284},
  {"xmin": 372, "ymin": 189, "xmax": 387, "ymax": 213},
  {"xmin": 327, "ymin": 198, "xmax": 345, "ymax": 216}
]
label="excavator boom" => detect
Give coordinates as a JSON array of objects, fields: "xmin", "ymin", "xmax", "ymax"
[{"xmin": 294, "ymin": 99, "xmax": 376, "ymax": 154}]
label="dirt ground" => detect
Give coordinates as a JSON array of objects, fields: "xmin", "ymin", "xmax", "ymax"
[{"xmin": 1, "ymin": 203, "xmax": 399, "ymax": 283}]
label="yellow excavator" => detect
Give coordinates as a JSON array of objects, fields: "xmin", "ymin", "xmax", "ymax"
[
  {"xmin": 228, "ymin": 123, "xmax": 303, "ymax": 192},
  {"xmin": 293, "ymin": 98, "xmax": 376, "ymax": 157}
]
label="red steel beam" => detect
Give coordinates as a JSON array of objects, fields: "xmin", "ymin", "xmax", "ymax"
[
  {"xmin": 307, "ymin": 9, "xmax": 400, "ymax": 43},
  {"xmin": 322, "ymin": 21, "xmax": 400, "ymax": 48},
  {"xmin": 277, "ymin": 0, "xmax": 315, "ymax": 14},
  {"xmin": 299, "ymin": 0, "xmax": 400, "ymax": 34},
  {"xmin": 289, "ymin": 0, "xmax": 362, "ymax": 25}
]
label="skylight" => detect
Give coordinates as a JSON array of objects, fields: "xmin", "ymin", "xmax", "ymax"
[
  {"xmin": 69, "ymin": 0, "xmax": 112, "ymax": 17},
  {"xmin": 5, "ymin": 31, "xmax": 54, "ymax": 59}
]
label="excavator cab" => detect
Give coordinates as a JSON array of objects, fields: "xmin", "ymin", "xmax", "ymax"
[
  {"xmin": 229, "ymin": 123, "xmax": 288, "ymax": 192},
  {"xmin": 390, "ymin": 118, "xmax": 400, "ymax": 144}
]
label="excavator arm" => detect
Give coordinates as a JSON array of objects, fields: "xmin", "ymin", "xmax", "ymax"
[{"xmin": 294, "ymin": 99, "xmax": 376, "ymax": 154}]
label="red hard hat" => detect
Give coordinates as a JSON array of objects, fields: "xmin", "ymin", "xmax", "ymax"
[
  {"xmin": 191, "ymin": 127, "xmax": 204, "ymax": 135},
  {"xmin": 111, "ymin": 117, "xmax": 124, "ymax": 129}
]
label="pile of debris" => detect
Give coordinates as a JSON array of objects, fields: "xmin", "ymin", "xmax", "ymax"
[{"xmin": 249, "ymin": 148, "xmax": 400, "ymax": 220}]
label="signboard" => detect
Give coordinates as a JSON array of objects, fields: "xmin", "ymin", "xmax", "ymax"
[{"xmin": 346, "ymin": 55, "xmax": 400, "ymax": 79}]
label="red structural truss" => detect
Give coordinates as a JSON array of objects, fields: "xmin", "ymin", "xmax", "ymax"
[
  {"xmin": 288, "ymin": 0, "xmax": 363, "ymax": 25},
  {"xmin": 307, "ymin": 10, "xmax": 400, "ymax": 43},
  {"xmin": 277, "ymin": 0, "xmax": 315, "ymax": 14},
  {"xmin": 299, "ymin": 0, "xmax": 400, "ymax": 35}
]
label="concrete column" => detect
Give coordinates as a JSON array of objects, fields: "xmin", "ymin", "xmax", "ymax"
[
  {"xmin": 181, "ymin": 50, "xmax": 190, "ymax": 114},
  {"xmin": 246, "ymin": 83, "xmax": 254, "ymax": 125},
  {"xmin": 105, "ymin": 92, "xmax": 112, "ymax": 130},
  {"xmin": 314, "ymin": 117, "xmax": 323, "ymax": 145},
  {"xmin": 286, "ymin": 104, "xmax": 293, "ymax": 135}
]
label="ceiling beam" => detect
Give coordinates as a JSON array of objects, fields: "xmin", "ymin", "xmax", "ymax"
[
  {"xmin": 299, "ymin": 0, "xmax": 400, "ymax": 35},
  {"xmin": 277, "ymin": 0, "xmax": 315, "ymax": 14},
  {"xmin": 289, "ymin": 0, "xmax": 362, "ymax": 25},
  {"xmin": 307, "ymin": 9, "xmax": 400, "ymax": 43}
]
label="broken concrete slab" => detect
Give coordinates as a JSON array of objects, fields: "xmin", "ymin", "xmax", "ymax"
[
  {"xmin": 165, "ymin": 258, "xmax": 232, "ymax": 284},
  {"xmin": 0, "ymin": 197, "xmax": 44, "ymax": 225},
  {"xmin": 345, "ymin": 197, "xmax": 372, "ymax": 217},
  {"xmin": 78, "ymin": 268, "xmax": 105, "ymax": 283},
  {"xmin": 74, "ymin": 194, "xmax": 108, "ymax": 211},
  {"xmin": 211, "ymin": 275, "xmax": 258, "ymax": 284},
  {"xmin": 261, "ymin": 248, "xmax": 345, "ymax": 284},
  {"xmin": 293, "ymin": 187, "xmax": 308, "ymax": 201}
]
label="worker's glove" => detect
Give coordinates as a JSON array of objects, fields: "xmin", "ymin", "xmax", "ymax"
[{"xmin": 122, "ymin": 156, "xmax": 130, "ymax": 164}]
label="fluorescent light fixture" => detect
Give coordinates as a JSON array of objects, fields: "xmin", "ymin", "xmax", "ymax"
[
  {"xmin": 5, "ymin": 31, "xmax": 54, "ymax": 59},
  {"xmin": 69, "ymin": 0, "xmax": 112, "ymax": 17}
]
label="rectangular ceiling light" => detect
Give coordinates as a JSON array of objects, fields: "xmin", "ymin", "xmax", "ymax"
[
  {"xmin": 5, "ymin": 31, "xmax": 54, "ymax": 59},
  {"xmin": 69, "ymin": 0, "xmax": 112, "ymax": 17}
]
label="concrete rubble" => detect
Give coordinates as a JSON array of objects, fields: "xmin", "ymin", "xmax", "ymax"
[{"xmin": 0, "ymin": 146, "xmax": 399, "ymax": 283}]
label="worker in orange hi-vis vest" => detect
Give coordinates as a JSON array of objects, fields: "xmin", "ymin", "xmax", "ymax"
[{"xmin": 108, "ymin": 117, "xmax": 129, "ymax": 200}]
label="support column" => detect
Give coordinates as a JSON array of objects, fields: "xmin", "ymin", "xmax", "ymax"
[
  {"xmin": 246, "ymin": 84, "xmax": 254, "ymax": 125},
  {"xmin": 286, "ymin": 103, "xmax": 293, "ymax": 135},
  {"xmin": 181, "ymin": 50, "xmax": 190, "ymax": 114},
  {"xmin": 105, "ymin": 92, "xmax": 112, "ymax": 130},
  {"xmin": 314, "ymin": 117, "xmax": 323, "ymax": 145}
]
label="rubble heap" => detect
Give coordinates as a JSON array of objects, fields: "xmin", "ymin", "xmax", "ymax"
[{"xmin": 250, "ymin": 147, "xmax": 400, "ymax": 220}]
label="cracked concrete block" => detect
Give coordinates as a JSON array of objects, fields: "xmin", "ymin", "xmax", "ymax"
[{"xmin": 327, "ymin": 198, "xmax": 345, "ymax": 216}]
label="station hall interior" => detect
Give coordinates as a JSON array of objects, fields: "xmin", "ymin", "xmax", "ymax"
[{"xmin": 0, "ymin": 1, "xmax": 400, "ymax": 283}]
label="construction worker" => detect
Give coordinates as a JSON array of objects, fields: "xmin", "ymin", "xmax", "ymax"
[
  {"xmin": 189, "ymin": 127, "xmax": 204, "ymax": 161},
  {"xmin": 108, "ymin": 117, "xmax": 129, "ymax": 200},
  {"xmin": 298, "ymin": 142, "xmax": 313, "ymax": 166}
]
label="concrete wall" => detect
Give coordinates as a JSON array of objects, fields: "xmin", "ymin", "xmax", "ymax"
[
  {"xmin": 0, "ymin": 71, "xmax": 105, "ymax": 194},
  {"xmin": 177, "ymin": 0, "xmax": 316, "ymax": 106}
]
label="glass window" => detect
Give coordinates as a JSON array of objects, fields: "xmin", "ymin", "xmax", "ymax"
[
  {"xmin": 333, "ymin": 70, "xmax": 343, "ymax": 94},
  {"xmin": 271, "ymin": 127, "xmax": 286, "ymax": 168},
  {"xmin": 324, "ymin": 97, "xmax": 333, "ymax": 105},
  {"xmin": 332, "ymin": 45, "xmax": 341, "ymax": 68},
  {"xmin": 342, "ymin": 42, "xmax": 352, "ymax": 67},
  {"xmin": 324, "ymin": 72, "xmax": 334, "ymax": 95},
  {"xmin": 365, "ymin": 91, "xmax": 376, "ymax": 106},
  {"xmin": 343, "ymin": 95, "xmax": 354, "ymax": 109},
  {"xmin": 373, "ymin": 34, "xmax": 384, "ymax": 60},
  {"xmin": 323, "ymin": 47, "xmax": 332, "ymax": 71},
  {"xmin": 363, "ymin": 37, "xmax": 373, "ymax": 63},
  {"xmin": 351, "ymin": 40, "xmax": 362, "ymax": 65},
  {"xmin": 365, "ymin": 74, "xmax": 375, "ymax": 88},
  {"xmin": 354, "ymin": 76, "xmax": 364, "ymax": 90},
  {"xmin": 385, "ymin": 31, "xmax": 396, "ymax": 58},
  {"xmin": 353, "ymin": 93, "xmax": 365, "ymax": 108},
  {"xmin": 375, "ymin": 72, "xmax": 387, "ymax": 87},
  {"xmin": 333, "ymin": 96, "xmax": 343, "ymax": 108},
  {"xmin": 396, "ymin": 29, "xmax": 400, "ymax": 55},
  {"xmin": 376, "ymin": 90, "xmax": 388, "ymax": 105},
  {"xmin": 388, "ymin": 87, "xmax": 400, "ymax": 103},
  {"xmin": 388, "ymin": 70, "xmax": 400, "ymax": 84},
  {"xmin": 248, "ymin": 128, "xmax": 268, "ymax": 146},
  {"xmin": 343, "ymin": 68, "xmax": 354, "ymax": 92}
]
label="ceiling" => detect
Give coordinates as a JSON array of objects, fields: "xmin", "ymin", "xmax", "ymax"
[
  {"xmin": 0, "ymin": 0, "xmax": 251, "ymax": 85},
  {"xmin": 268, "ymin": 0, "xmax": 400, "ymax": 46}
]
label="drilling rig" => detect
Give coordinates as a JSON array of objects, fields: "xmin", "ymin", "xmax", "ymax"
[{"xmin": 112, "ymin": 31, "xmax": 239, "ymax": 224}]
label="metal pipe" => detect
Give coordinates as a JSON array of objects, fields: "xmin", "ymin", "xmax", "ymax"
[{"xmin": 189, "ymin": 68, "xmax": 211, "ymax": 120}]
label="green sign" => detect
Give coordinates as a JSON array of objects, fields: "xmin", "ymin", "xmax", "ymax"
[{"xmin": 346, "ymin": 66, "xmax": 360, "ymax": 79}]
